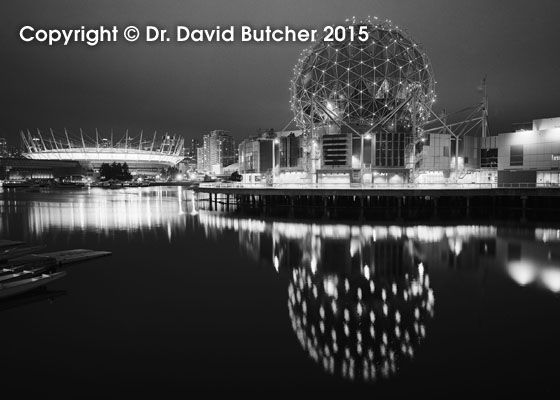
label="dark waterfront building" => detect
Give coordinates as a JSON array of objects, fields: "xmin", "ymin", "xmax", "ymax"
[
  {"xmin": 0, "ymin": 158, "xmax": 84, "ymax": 180},
  {"xmin": 238, "ymin": 130, "xmax": 304, "ymax": 182},
  {"xmin": 238, "ymin": 135, "xmax": 273, "ymax": 174},
  {"xmin": 278, "ymin": 132, "xmax": 303, "ymax": 169}
]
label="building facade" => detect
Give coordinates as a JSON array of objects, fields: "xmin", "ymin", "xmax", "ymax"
[
  {"xmin": 496, "ymin": 118, "xmax": 560, "ymax": 186},
  {"xmin": 198, "ymin": 130, "xmax": 236, "ymax": 174},
  {"xmin": 233, "ymin": 117, "xmax": 560, "ymax": 187},
  {"xmin": 184, "ymin": 138, "xmax": 200, "ymax": 169},
  {"xmin": 0, "ymin": 158, "xmax": 84, "ymax": 180},
  {"xmin": 196, "ymin": 147, "xmax": 205, "ymax": 172},
  {"xmin": 413, "ymin": 117, "xmax": 560, "ymax": 186},
  {"xmin": 238, "ymin": 130, "xmax": 303, "ymax": 180}
]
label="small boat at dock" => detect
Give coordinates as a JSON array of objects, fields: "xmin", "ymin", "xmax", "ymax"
[
  {"xmin": 0, "ymin": 245, "xmax": 46, "ymax": 262},
  {"xmin": 0, "ymin": 271, "xmax": 67, "ymax": 299},
  {"xmin": 0, "ymin": 240, "xmax": 112, "ymax": 300}
]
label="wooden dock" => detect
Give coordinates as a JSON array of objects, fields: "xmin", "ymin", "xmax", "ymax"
[
  {"xmin": 194, "ymin": 184, "xmax": 560, "ymax": 222},
  {"xmin": 0, "ymin": 242, "xmax": 112, "ymax": 300},
  {"xmin": 10, "ymin": 249, "xmax": 112, "ymax": 267}
]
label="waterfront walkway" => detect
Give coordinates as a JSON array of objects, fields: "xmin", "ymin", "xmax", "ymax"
[
  {"xmin": 193, "ymin": 182, "xmax": 560, "ymax": 222},
  {"xmin": 195, "ymin": 182, "xmax": 560, "ymax": 197}
]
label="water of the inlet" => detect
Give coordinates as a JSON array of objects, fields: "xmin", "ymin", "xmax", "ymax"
[{"xmin": 1, "ymin": 186, "xmax": 559, "ymax": 395}]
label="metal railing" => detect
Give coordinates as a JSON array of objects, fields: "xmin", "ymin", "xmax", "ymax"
[{"xmin": 198, "ymin": 181, "xmax": 560, "ymax": 190}]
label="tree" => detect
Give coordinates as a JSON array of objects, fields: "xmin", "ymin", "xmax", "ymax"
[
  {"xmin": 98, "ymin": 162, "xmax": 133, "ymax": 181},
  {"xmin": 121, "ymin": 162, "xmax": 132, "ymax": 181},
  {"xmin": 230, "ymin": 171, "xmax": 242, "ymax": 182},
  {"xmin": 99, "ymin": 163, "xmax": 112, "ymax": 181}
]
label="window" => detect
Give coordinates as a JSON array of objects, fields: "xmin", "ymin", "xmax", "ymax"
[
  {"xmin": 510, "ymin": 145, "xmax": 523, "ymax": 166},
  {"xmin": 374, "ymin": 131, "xmax": 405, "ymax": 167},
  {"xmin": 481, "ymin": 148, "xmax": 498, "ymax": 168},
  {"xmin": 443, "ymin": 146, "xmax": 449, "ymax": 157}
]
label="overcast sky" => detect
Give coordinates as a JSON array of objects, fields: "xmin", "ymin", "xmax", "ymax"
[{"xmin": 2, "ymin": 0, "xmax": 560, "ymax": 144}]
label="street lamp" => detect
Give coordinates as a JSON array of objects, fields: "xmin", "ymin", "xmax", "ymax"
[
  {"xmin": 360, "ymin": 133, "xmax": 372, "ymax": 184},
  {"xmin": 310, "ymin": 139, "xmax": 318, "ymax": 183},
  {"xmin": 271, "ymin": 138, "xmax": 280, "ymax": 184}
]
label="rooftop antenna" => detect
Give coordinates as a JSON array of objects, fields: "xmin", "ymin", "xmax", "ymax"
[{"xmin": 481, "ymin": 75, "xmax": 488, "ymax": 138}]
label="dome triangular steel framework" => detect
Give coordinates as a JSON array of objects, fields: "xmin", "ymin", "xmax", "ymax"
[{"xmin": 290, "ymin": 17, "xmax": 436, "ymax": 131}]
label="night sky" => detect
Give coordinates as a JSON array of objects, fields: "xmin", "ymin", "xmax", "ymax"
[{"xmin": 1, "ymin": 0, "xmax": 560, "ymax": 145}]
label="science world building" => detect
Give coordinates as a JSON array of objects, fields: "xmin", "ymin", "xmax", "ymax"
[
  {"xmin": 236, "ymin": 16, "xmax": 560, "ymax": 188},
  {"xmin": 290, "ymin": 16, "xmax": 437, "ymax": 185}
]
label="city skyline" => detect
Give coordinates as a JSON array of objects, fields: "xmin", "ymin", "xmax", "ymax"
[{"xmin": 2, "ymin": 0, "xmax": 560, "ymax": 144}]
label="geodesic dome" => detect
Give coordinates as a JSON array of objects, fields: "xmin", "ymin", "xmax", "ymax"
[{"xmin": 290, "ymin": 17, "xmax": 436, "ymax": 130}]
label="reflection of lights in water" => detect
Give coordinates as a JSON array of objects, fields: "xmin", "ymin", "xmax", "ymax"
[
  {"xmin": 198, "ymin": 212, "xmax": 498, "ymax": 243},
  {"xmin": 535, "ymin": 228, "xmax": 560, "ymax": 242},
  {"xmin": 541, "ymin": 268, "xmax": 560, "ymax": 292},
  {"xmin": 288, "ymin": 262, "xmax": 435, "ymax": 382},
  {"xmin": 198, "ymin": 213, "xmax": 266, "ymax": 234},
  {"xmin": 177, "ymin": 187, "xmax": 185, "ymax": 215},
  {"xmin": 190, "ymin": 194, "xmax": 198, "ymax": 215},
  {"xmin": 507, "ymin": 260, "xmax": 560, "ymax": 293},
  {"xmin": 0, "ymin": 187, "xmax": 188, "ymax": 238},
  {"xmin": 310, "ymin": 256, "xmax": 317, "ymax": 274},
  {"xmin": 507, "ymin": 261, "xmax": 537, "ymax": 286},
  {"xmin": 199, "ymin": 213, "xmax": 560, "ymax": 298},
  {"xmin": 194, "ymin": 212, "xmax": 560, "ymax": 381},
  {"xmin": 350, "ymin": 238, "xmax": 360, "ymax": 257},
  {"xmin": 448, "ymin": 237, "xmax": 463, "ymax": 256}
]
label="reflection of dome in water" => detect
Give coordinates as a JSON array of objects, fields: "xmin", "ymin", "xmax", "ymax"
[
  {"xmin": 288, "ymin": 262, "xmax": 434, "ymax": 382},
  {"xmin": 290, "ymin": 17, "xmax": 436, "ymax": 128}
]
